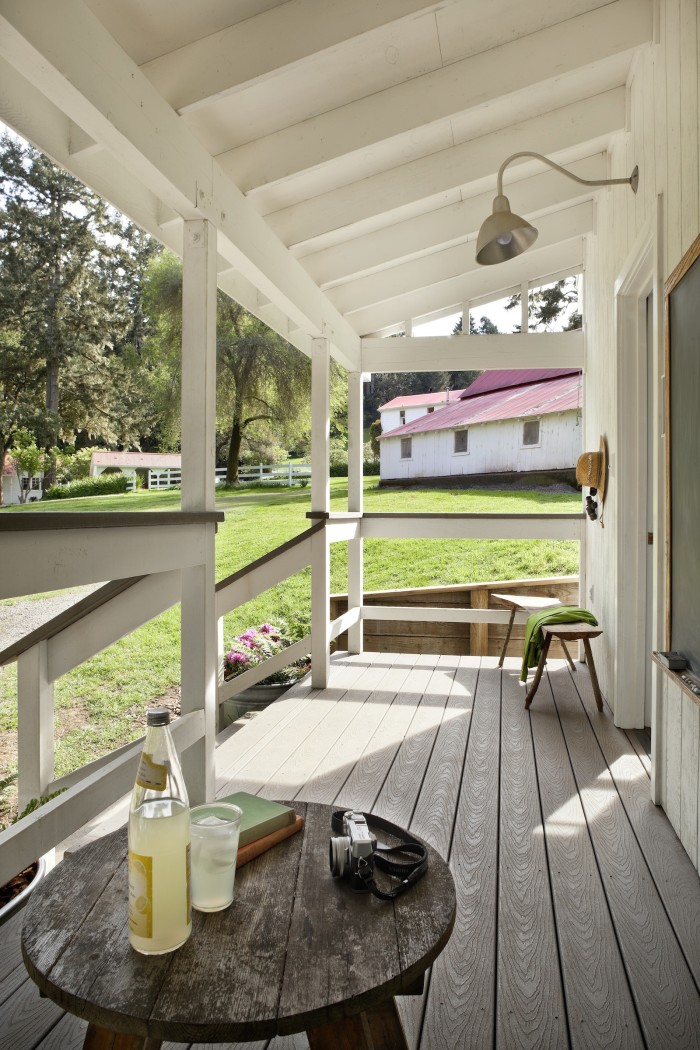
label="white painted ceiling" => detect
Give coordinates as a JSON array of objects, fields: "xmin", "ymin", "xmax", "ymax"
[{"xmin": 0, "ymin": 0, "xmax": 652, "ymax": 369}]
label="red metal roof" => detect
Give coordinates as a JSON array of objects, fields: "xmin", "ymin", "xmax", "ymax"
[
  {"xmin": 381, "ymin": 373, "xmax": 582, "ymax": 438},
  {"xmin": 379, "ymin": 389, "xmax": 466, "ymax": 411},
  {"xmin": 459, "ymin": 368, "xmax": 579, "ymax": 399},
  {"xmin": 91, "ymin": 451, "xmax": 182, "ymax": 468}
]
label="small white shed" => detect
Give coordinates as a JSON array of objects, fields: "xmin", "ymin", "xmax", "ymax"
[
  {"xmin": 1, "ymin": 455, "xmax": 43, "ymax": 505},
  {"xmin": 379, "ymin": 369, "xmax": 582, "ymax": 484}
]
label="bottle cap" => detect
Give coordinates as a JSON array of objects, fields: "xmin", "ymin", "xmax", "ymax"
[{"xmin": 146, "ymin": 707, "xmax": 170, "ymax": 726}]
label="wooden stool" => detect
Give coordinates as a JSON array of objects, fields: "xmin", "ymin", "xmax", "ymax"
[
  {"xmin": 491, "ymin": 593, "xmax": 568, "ymax": 668},
  {"xmin": 524, "ymin": 623, "xmax": 604, "ymax": 710}
]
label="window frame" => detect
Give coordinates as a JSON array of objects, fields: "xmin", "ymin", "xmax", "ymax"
[
  {"xmin": 400, "ymin": 436, "xmax": 412, "ymax": 460},
  {"xmin": 453, "ymin": 428, "xmax": 469, "ymax": 455},
  {"xmin": 521, "ymin": 418, "xmax": 541, "ymax": 448}
]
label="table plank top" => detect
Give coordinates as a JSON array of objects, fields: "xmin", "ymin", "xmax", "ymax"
[{"xmin": 21, "ymin": 801, "xmax": 455, "ymax": 1043}]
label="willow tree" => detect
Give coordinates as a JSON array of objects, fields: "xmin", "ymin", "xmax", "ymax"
[{"xmin": 143, "ymin": 252, "xmax": 313, "ymax": 482}]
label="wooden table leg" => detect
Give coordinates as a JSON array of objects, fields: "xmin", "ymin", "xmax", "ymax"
[
  {"xmin": 83, "ymin": 1023, "xmax": 161, "ymax": 1050},
  {"xmin": 582, "ymin": 638, "xmax": 604, "ymax": 711},
  {"xmin": 499, "ymin": 609, "xmax": 516, "ymax": 667},
  {"xmin": 524, "ymin": 635, "xmax": 552, "ymax": 710},
  {"xmin": 307, "ymin": 998, "xmax": 409, "ymax": 1050}
]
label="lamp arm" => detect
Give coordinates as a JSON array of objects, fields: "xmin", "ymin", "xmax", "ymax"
[{"xmin": 496, "ymin": 152, "xmax": 638, "ymax": 196}]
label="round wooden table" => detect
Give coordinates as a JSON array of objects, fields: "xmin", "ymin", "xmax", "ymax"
[{"xmin": 21, "ymin": 801, "xmax": 456, "ymax": 1049}]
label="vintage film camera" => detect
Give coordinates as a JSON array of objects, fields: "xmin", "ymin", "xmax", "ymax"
[{"xmin": 329, "ymin": 810, "xmax": 377, "ymax": 891}]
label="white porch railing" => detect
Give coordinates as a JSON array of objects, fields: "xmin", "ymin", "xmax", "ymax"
[{"xmin": 0, "ymin": 509, "xmax": 584, "ymax": 888}]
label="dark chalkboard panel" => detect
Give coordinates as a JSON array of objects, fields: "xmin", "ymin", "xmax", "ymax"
[{"xmin": 666, "ymin": 235, "xmax": 700, "ymax": 676}]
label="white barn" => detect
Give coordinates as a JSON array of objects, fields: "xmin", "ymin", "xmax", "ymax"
[
  {"xmin": 380, "ymin": 369, "xmax": 582, "ymax": 484},
  {"xmin": 379, "ymin": 389, "xmax": 466, "ymax": 432}
]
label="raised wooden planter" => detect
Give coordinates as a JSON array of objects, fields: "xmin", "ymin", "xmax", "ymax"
[{"xmin": 330, "ymin": 576, "xmax": 579, "ymax": 659}]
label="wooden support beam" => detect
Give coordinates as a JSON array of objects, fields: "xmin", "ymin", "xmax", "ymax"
[
  {"xmin": 220, "ymin": 0, "xmax": 651, "ymax": 192},
  {"xmin": 311, "ymin": 339, "xmax": 331, "ymax": 687},
  {"xmin": 143, "ymin": 0, "xmax": 456, "ymax": 113},
  {"xmin": 347, "ymin": 371, "xmax": 365, "ymax": 654},
  {"xmin": 301, "ymin": 155, "xmax": 606, "ymax": 286},
  {"xmin": 352, "ymin": 238, "xmax": 584, "ymax": 337},
  {"xmin": 266, "ymin": 91, "xmax": 622, "ymax": 249},
  {"xmin": 330, "ymin": 204, "xmax": 593, "ymax": 316},
  {"xmin": 17, "ymin": 642, "xmax": 54, "ymax": 811},
  {"xmin": 361, "ymin": 330, "xmax": 584, "ymax": 375},
  {"xmin": 180, "ymin": 219, "xmax": 218, "ymax": 804}
]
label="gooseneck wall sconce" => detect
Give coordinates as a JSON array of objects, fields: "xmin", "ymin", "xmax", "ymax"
[{"xmin": 475, "ymin": 152, "xmax": 639, "ymax": 266}]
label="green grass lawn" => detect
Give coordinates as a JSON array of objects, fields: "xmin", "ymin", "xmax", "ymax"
[{"xmin": 0, "ymin": 479, "xmax": 580, "ymax": 822}]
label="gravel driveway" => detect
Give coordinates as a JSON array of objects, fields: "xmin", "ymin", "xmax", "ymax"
[{"xmin": 0, "ymin": 586, "xmax": 101, "ymax": 652}]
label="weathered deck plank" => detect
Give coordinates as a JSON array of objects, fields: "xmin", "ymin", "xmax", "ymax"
[
  {"xmin": 497, "ymin": 664, "xmax": 568, "ymax": 1048},
  {"xmin": 551, "ymin": 665, "xmax": 700, "ymax": 1047},
  {"xmin": 420, "ymin": 658, "xmax": 501, "ymax": 1050},
  {"xmin": 530, "ymin": 670, "xmax": 644, "ymax": 1048}
]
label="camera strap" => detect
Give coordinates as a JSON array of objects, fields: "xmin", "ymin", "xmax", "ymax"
[{"xmin": 331, "ymin": 810, "xmax": 429, "ymax": 901}]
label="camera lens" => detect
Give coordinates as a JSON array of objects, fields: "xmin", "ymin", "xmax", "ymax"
[{"xmin": 329, "ymin": 835, "xmax": 350, "ymax": 877}]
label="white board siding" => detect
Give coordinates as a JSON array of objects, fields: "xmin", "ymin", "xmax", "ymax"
[
  {"xmin": 380, "ymin": 404, "xmax": 443, "ymax": 431},
  {"xmin": 582, "ymin": 2, "xmax": 699, "ymax": 860},
  {"xmin": 380, "ymin": 411, "xmax": 581, "ymax": 481}
]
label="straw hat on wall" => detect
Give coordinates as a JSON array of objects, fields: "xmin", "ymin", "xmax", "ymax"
[{"xmin": 576, "ymin": 436, "xmax": 608, "ymax": 503}]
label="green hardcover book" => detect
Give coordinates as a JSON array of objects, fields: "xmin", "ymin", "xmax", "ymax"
[{"xmin": 218, "ymin": 791, "xmax": 296, "ymax": 847}]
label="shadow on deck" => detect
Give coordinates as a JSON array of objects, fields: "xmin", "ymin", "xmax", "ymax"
[{"xmin": 2, "ymin": 652, "xmax": 699, "ymax": 1049}]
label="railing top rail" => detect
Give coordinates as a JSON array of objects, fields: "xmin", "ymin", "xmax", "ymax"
[
  {"xmin": 215, "ymin": 521, "xmax": 325, "ymax": 593},
  {"xmin": 0, "ymin": 511, "xmax": 224, "ymax": 531},
  {"xmin": 359, "ymin": 511, "xmax": 585, "ymax": 520},
  {"xmin": 329, "ymin": 574, "xmax": 579, "ymax": 601},
  {"xmin": 0, "ymin": 576, "xmax": 146, "ymax": 667}
]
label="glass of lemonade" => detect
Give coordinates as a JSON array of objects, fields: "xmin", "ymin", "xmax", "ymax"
[{"xmin": 190, "ymin": 803, "xmax": 243, "ymax": 912}]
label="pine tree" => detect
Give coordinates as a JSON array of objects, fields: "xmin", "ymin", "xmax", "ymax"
[{"xmin": 0, "ymin": 133, "xmax": 156, "ymax": 482}]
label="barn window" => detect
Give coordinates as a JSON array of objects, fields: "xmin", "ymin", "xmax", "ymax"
[
  {"xmin": 522, "ymin": 419, "xmax": 541, "ymax": 446},
  {"xmin": 30, "ymin": 476, "xmax": 41, "ymax": 490},
  {"xmin": 454, "ymin": 429, "xmax": 469, "ymax": 453},
  {"xmin": 399, "ymin": 410, "xmax": 406, "ymax": 424},
  {"xmin": 400, "ymin": 437, "xmax": 412, "ymax": 459}
]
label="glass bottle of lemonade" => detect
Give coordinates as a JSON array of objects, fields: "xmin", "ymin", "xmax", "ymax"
[{"xmin": 128, "ymin": 708, "xmax": 191, "ymax": 954}]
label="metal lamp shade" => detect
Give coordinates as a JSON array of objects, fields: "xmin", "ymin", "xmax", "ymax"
[{"xmin": 475, "ymin": 194, "xmax": 538, "ymax": 265}]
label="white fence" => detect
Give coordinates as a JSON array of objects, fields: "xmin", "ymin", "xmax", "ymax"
[{"xmin": 147, "ymin": 462, "xmax": 311, "ymax": 489}]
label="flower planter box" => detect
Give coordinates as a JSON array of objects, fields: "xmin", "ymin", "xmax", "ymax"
[
  {"xmin": 0, "ymin": 856, "xmax": 47, "ymax": 927},
  {"xmin": 221, "ymin": 681, "xmax": 290, "ymax": 727}
]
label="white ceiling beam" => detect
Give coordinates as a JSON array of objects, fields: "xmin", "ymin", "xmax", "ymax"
[
  {"xmin": 329, "ymin": 204, "xmax": 593, "ymax": 316},
  {"xmin": 303, "ymin": 156, "xmax": 606, "ymax": 287},
  {"xmin": 266, "ymin": 90, "xmax": 625, "ymax": 248},
  {"xmin": 349, "ymin": 238, "xmax": 585, "ymax": 336},
  {"xmin": 361, "ymin": 329, "xmax": 584, "ymax": 374},
  {"xmin": 219, "ymin": 0, "xmax": 651, "ymax": 192},
  {"xmin": 142, "ymin": 0, "xmax": 456, "ymax": 114},
  {"xmin": 0, "ymin": 56, "xmax": 316, "ymax": 366},
  {"xmin": 0, "ymin": 0, "xmax": 360, "ymax": 371}
]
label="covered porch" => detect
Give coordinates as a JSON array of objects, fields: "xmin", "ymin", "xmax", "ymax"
[
  {"xmin": 2, "ymin": 653, "xmax": 700, "ymax": 1048},
  {"xmin": 1, "ymin": 0, "xmax": 699, "ymax": 1046}
]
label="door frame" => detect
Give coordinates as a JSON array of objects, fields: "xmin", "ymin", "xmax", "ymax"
[{"xmin": 613, "ymin": 198, "xmax": 664, "ymax": 758}]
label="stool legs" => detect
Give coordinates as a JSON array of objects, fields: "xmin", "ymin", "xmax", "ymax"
[
  {"xmin": 307, "ymin": 998, "xmax": 409, "ymax": 1049},
  {"xmin": 524, "ymin": 635, "xmax": 552, "ymax": 709},
  {"xmin": 560, "ymin": 640, "xmax": 577, "ymax": 673},
  {"xmin": 499, "ymin": 609, "xmax": 517, "ymax": 667},
  {"xmin": 83, "ymin": 1024, "xmax": 161, "ymax": 1049},
  {"xmin": 582, "ymin": 638, "xmax": 604, "ymax": 711}
]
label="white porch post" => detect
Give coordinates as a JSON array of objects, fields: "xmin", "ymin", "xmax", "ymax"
[
  {"xmin": 311, "ymin": 337, "xmax": 331, "ymax": 688},
  {"xmin": 17, "ymin": 642, "xmax": 54, "ymax": 811},
  {"xmin": 347, "ymin": 371, "xmax": 364, "ymax": 654},
  {"xmin": 180, "ymin": 218, "xmax": 217, "ymax": 803}
]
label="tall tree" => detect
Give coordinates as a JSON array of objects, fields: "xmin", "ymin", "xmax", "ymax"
[
  {"xmin": 0, "ymin": 133, "xmax": 156, "ymax": 478},
  {"xmin": 143, "ymin": 252, "xmax": 317, "ymax": 482},
  {"xmin": 505, "ymin": 275, "xmax": 582, "ymax": 331}
]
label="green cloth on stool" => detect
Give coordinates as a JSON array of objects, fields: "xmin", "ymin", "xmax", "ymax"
[{"xmin": 520, "ymin": 606, "xmax": 598, "ymax": 682}]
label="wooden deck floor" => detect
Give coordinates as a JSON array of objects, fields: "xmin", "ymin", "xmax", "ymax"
[{"xmin": 2, "ymin": 652, "xmax": 699, "ymax": 1050}]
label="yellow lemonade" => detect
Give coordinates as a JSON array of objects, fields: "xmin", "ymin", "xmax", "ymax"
[{"xmin": 128, "ymin": 798, "xmax": 191, "ymax": 954}]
